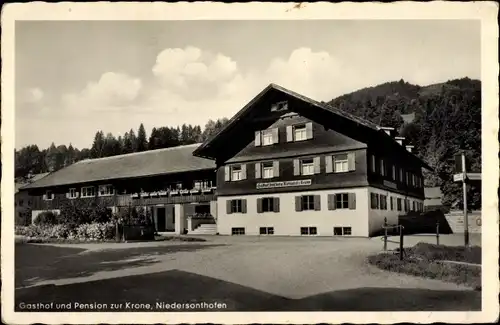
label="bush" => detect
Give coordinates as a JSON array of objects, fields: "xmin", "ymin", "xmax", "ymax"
[
  {"xmin": 33, "ymin": 211, "xmax": 58, "ymax": 225},
  {"xmin": 116, "ymin": 206, "xmax": 153, "ymax": 226},
  {"xmin": 15, "ymin": 211, "xmax": 32, "ymax": 226},
  {"xmin": 410, "ymin": 242, "xmax": 481, "ymax": 264},
  {"xmin": 74, "ymin": 222, "xmax": 115, "ymax": 241},
  {"xmin": 15, "ymin": 222, "xmax": 115, "ymax": 241},
  {"xmin": 59, "ymin": 200, "xmax": 113, "ymax": 227}
]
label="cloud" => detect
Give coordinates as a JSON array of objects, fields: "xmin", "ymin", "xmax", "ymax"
[
  {"xmin": 23, "ymin": 87, "xmax": 44, "ymax": 103},
  {"xmin": 62, "ymin": 72, "xmax": 142, "ymax": 112}
]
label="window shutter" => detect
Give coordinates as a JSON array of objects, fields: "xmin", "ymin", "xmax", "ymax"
[
  {"xmin": 293, "ymin": 159, "xmax": 300, "ymax": 176},
  {"xmin": 348, "ymin": 152, "xmax": 356, "ymax": 171},
  {"xmin": 295, "ymin": 196, "xmax": 302, "ymax": 211},
  {"xmin": 76, "ymin": 192, "xmax": 80, "ymax": 198},
  {"xmin": 241, "ymin": 164, "xmax": 247, "ymax": 180},
  {"xmin": 272, "ymin": 128, "xmax": 279, "ymax": 144},
  {"xmin": 286, "ymin": 125, "xmax": 293, "ymax": 142},
  {"xmin": 273, "ymin": 197, "xmax": 280, "ymax": 213},
  {"xmin": 325, "ymin": 156, "xmax": 333, "ymax": 173},
  {"xmin": 226, "ymin": 200, "xmax": 232, "ymax": 214},
  {"xmin": 306, "ymin": 122, "xmax": 313, "ymax": 139},
  {"xmin": 314, "ymin": 195, "xmax": 321, "ymax": 211},
  {"xmin": 241, "ymin": 199, "xmax": 247, "ymax": 213},
  {"xmin": 257, "ymin": 198, "xmax": 263, "ymax": 213},
  {"xmin": 255, "ymin": 131, "xmax": 261, "ymax": 146},
  {"xmin": 43, "ymin": 194, "xmax": 47, "ymax": 200},
  {"xmin": 255, "ymin": 163, "xmax": 261, "ymax": 179},
  {"xmin": 328, "ymin": 194, "xmax": 336, "ymax": 210},
  {"xmin": 273, "ymin": 161, "xmax": 279, "ymax": 177},
  {"xmin": 224, "ymin": 166, "xmax": 230, "ymax": 181},
  {"xmin": 348, "ymin": 193, "xmax": 356, "ymax": 210},
  {"xmin": 313, "ymin": 157, "xmax": 321, "ymax": 174},
  {"xmin": 65, "ymin": 193, "xmax": 69, "ymax": 199}
]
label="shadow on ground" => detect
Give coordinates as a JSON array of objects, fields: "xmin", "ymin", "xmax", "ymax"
[
  {"xmin": 15, "ymin": 243, "xmax": 223, "ymax": 288},
  {"xmin": 15, "ymin": 269, "xmax": 481, "ymax": 312}
]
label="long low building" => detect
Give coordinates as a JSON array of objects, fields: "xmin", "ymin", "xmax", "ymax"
[{"xmin": 20, "ymin": 83, "xmax": 431, "ymax": 237}]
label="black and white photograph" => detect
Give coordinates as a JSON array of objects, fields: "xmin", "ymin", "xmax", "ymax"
[{"xmin": 1, "ymin": 2, "xmax": 498, "ymax": 324}]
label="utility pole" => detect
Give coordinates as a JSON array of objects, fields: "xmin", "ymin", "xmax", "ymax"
[{"xmin": 461, "ymin": 153, "xmax": 469, "ymax": 247}]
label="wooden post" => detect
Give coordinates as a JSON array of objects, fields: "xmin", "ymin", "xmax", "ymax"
[
  {"xmin": 383, "ymin": 217, "xmax": 388, "ymax": 251},
  {"xmin": 399, "ymin": 225, "xmax": 404, "ymax": 261},
  {"xmin": 436, "ymin": 221, "xmax": 440, "ymax": 246},
  {"xmin": 462, "ymin": 153, "xmax": 469, "ymax": 247}
]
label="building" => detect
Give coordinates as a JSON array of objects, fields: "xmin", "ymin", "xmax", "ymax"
[
  {"xmin": 21, "ymin": 145, "xmax": 218, "ymax": 234},
  {"xmin": 15, "ymin": 172, "xmax": 50, "ymax": 225},
  {"xmin": 20, "ymin": 84, "xmax": 431, "ymax": 237}
]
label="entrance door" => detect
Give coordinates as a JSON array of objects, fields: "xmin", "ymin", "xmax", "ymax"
[
  {"xmin": 156, "ymin": 207, "xmax": 166, "ymax": 232},
  {"xmin": 166, "ymin": 206, "xmax": 175, "ymax": 232}
]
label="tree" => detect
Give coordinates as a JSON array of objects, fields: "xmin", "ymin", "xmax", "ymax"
[
  {"xmin": 136, "ymin": 123, "xmax": 148, "ymax": 152},
  {"xmin": 90, "ymin": 131, "xmax": 105, "ymax": 158}
]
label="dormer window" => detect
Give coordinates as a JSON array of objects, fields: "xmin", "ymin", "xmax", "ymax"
[
  {"xmin": 286, "ymin": 122, "xmax": 313, "ymax": 142},
  {"xmin": 255, "ymin": 128, "xmax": 279, "ymax": 146},
  {"xmin": 271, "ymin": 101, "xmax": 288, "ymax": 112},
  {"xmin": 294, "ymin": 125, "xmax": 307, "ymax": 141}
]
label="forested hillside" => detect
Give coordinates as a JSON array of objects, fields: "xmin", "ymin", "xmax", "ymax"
[
  {"xmin": 327, "ymin": 77, "xmax": 481, "ymax": 210},
  {"xmin": 15, "ymin": 118, "xmax": 229, "ymax": 179},
  {"xmin": 15, "ymin": 77, "xmax": 481, "ymax": 210}
]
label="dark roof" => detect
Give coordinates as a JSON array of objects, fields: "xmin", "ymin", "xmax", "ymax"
[
  {"xmin": 16, "ymin": 172, "xmax": 50, "ymax": 193},
  {"xmin": 23, "ymin": 144, "xmax": 215, "ymax": 189},
  {"xmin": 194, "ymin": 83, "xmax": 432, "ymax": 170}
]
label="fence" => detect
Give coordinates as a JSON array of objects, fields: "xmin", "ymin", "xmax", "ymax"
[{"xmin": 382, "ymin": 217, "xmax": 442, "ymax": 260}]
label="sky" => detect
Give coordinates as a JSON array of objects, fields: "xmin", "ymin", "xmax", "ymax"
[{"xmin": 15, "ymin": 20, "xmax": 481, "ymax": 149}]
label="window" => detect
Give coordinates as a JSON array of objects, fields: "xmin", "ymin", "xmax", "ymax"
[
  {"xmin": 380, "ymin": 195, "xmax": 387, "ymax": 210},
  {"xmin": 301, "ymin": 227, "xmax": 317, "ymax": 235},
  {"xmin": 259, "ymin": 227, "xmax": 274, "ymax": 235},
  {"xmin": 335, "ymin": 193, "xmax": 349, "ymax": 209},
  {"xmin": 390, "ymin": 197, "xmax": 394, "ymax": 210},
  {"xmin": 392, "ymin": 165, "xmax": 396, "ymax": 180},
  {"xmin": 412, "ymin": 201, "xmax": 416, "ymax": 211},
  {"xmin": 231, "ymin": 165, "xmax": 242, "ymax": 181},
  {"xmin": 81, "ymin": 186, "xmax": 96, "ymax": 198},
  {"xmin": 293, "ymin": 124, "xmax": 307, "ymax": 141},
  {"xmin": 334, "ymin": 154, "xmax": 349, "ymax": 173},
  {"xmin": 301, "ymin": 195, "xmax": 315, "ymax": 211},
  {"xmin": 262, "ymin": 162, "xmax": 274, "ymax": 179},
  {"xmin": 194, "ymin": 180, "xmax": 213, "ymax": 190},
  {"xmin": 404, "ymin": 199, "xmax": 409, "ymax": 212},
  {"xmin": 231, "ymin": 199, "xmax": 243, "ymax": 213},
  {"xmin": 271, "ymin": 101, "xmax": 288, "ymax": 112},
  {"xmin": 370, "ymin": 193, "xmax": 379, "ymax": 209},
  {"xmin": 301, "ymin": 159, "xmax": 315, "ymax": 176},
  {"xmin": 399, "ymin": 169, "xmax": 403, "ymax": 183},
  {"xmin": 98, "ymin": 185, "xmax": 114, "ymax": 196},
  {"xmin": 397, "ymin": 198, "xmax": 402, "ymax": 211},
  {"xmin": 44, "ymin": 190, "xmax": 54, "ymax": 200},
  {"xmin": 261, "ymin": 130, "xmax": 274, "ymax": 146},
  {"xmin": 371, "ymin": 155, "xmax": 376, "ymax": 172},
  {"xmin": 334, "ymin": 227, "xmax": 352, "ymax": 236},
  {"xmin": 262, "ymin": 197, "xmax": 276, "ymax": 212},
  {"xmin": 380, "ymin": 159, "xmax": 385, "ymax": 176},
  {"xmin": 231, "ymin": 228, "xmax": 245, "ymax": 235},
  {"xmin": 18, "ymin": 199, "xmax": 24, "ymax": 207},
  {"xmin": 68, "ymin": 188, "xmax": 78, "ymax": 199}
]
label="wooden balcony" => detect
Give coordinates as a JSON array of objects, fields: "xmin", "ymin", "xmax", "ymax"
[{"xmin": 32, "ymin": 191, "xmax": 216, "ymax": 210}]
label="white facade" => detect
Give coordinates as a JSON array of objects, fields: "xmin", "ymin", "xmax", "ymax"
[
  {"xmin": 217, "ymin": 186, "xmax": 424, "ymax": 237},
  {"xmin": 217, "ymin": 187, "xmax": 370, "ymax": 236}
]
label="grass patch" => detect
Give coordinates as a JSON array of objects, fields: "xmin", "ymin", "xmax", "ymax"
[
  {"xmin": 368, "ymin": 243, "xmax": 481, "ymax": 290},
  {"xmin": 154, "ymin": 235, "xmax": 206, "ymax": 242}
]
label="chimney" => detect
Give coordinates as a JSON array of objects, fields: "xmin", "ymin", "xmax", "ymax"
[
  {"xmin": 394, "ymin": 136, "xmax": 405, "ymax": 146},
  {"xmin": 379, "ymin": 126, "xmax": 394, "ymax": 136},
  {"xmin": 406, "ymin": 145, "xmax": 414, "ymax": 153}
]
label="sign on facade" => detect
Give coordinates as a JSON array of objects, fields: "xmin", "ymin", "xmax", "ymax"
[{"xmin": 256, "ymin": 179, "xmax": 312, "ymax": 189}]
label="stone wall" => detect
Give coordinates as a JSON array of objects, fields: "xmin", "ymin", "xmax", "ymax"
[{"xmin": 444, "ymin": 211, "xmax": 481, "ymax": 234}]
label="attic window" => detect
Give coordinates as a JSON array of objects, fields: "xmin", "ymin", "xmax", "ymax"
[{"xmin": 271, "ymin": 101, "xmax": 288, "ymax": 112}]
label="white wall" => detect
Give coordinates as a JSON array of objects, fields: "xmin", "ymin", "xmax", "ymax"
[
  {"xmin": 367, "ymin": 186, "xmax": 425, "ymax": 235},
  {"xmin": 217, "ymin": 187, "xmax": 370, "ymax": 236}
]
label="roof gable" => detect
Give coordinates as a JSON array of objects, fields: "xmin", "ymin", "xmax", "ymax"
[
  {"xmin": 23, "ymin": 144, "xmax": 215, "ymax": 189},
  {"xmin": 193, "ymin": 83, "xmax": 432, "ymax": 170}
]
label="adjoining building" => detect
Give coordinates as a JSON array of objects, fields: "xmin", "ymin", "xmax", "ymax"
[{"xmin": 20, "ymin": 84, "xmax": 432, "ymax": 237}]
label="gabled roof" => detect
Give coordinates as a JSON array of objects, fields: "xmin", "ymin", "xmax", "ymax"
[
  {"xmin": 23, "ymin": 144, "xmax": 215, "ymax": 189},
  {"xmin": 16, "ymin": 172, "xmax": 50, "ymax": 193},
  {"xmin": 193, "ymin": 83, "xmax": 432, "ymax": 170}
]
